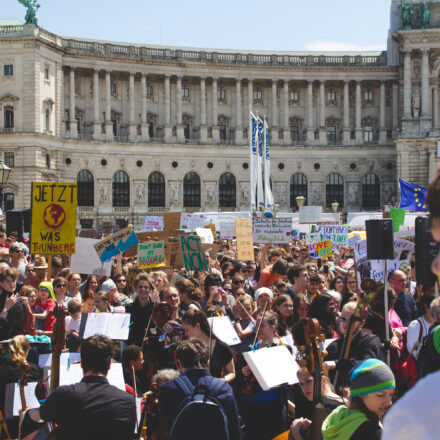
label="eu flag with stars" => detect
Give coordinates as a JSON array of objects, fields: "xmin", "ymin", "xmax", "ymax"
[{"xmin": 398, "ymin": 178, "xmax": 428, "ymax": 211}]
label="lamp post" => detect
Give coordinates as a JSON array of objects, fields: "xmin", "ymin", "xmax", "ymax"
[
  {"xmin": 296, "ymin": 195, "xmax": 306, "ymax": 210},
  {"xmin": 331, "ymin": 200, "xmax": 339, "ymax": 213},
  {"xmin": 0, "ymin": 160, "xmax": 11, "ymax": 213}
]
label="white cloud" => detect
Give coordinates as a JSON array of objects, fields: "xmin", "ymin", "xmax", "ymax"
[{"xmin": 304, "ymin": 41, "xmax": 385, "ymax": 52}]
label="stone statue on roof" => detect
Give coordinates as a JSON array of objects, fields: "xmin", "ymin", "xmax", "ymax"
[
  {"xmin": 400, "ymin": 0, "xmax": 414, "ymax": 29},
  {"xmin": 17, "ymin": 0, "xmax": 40, "ymax": 25},
  {"xmin": 420, "ymin": 1, "xmax": 432, "ymax": 29}
]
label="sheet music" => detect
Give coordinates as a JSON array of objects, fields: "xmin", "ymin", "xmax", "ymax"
[
  {"xmin": 38, "ymin": 352, "xmax": 81, "ymax": 368},
  {"xmin": 135, "ymin": 397, "xmax": 142, "ymax": 434},
  {"xmin": 6, "ymin": 382, "xmax": 40, "ymax": 417},
  {"xmin": 207, "ymin": 316, "xmax": 241, "ymax": 346},
  {"xmin": 323, "ymin": 338, "xmax": 338, "ymax": 350},
  {"xmin": 83, "ymin": 313, "xmax": 131, "ymax": 340}
]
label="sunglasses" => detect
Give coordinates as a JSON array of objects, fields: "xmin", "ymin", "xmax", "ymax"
[
  {"xmin": 233, "ymin": 280, "xmax": 245, "ymax": 284},
  {"xmin": 55, "ymin": 284, "xmax": 66, "ymax": 288},
  {"xmin": 240, "ymin": 269, "xmax": 249, "ymax": 273},
  {"xmin": 338, "ymin": 316, "xmax": 350, "ymax": 323}
]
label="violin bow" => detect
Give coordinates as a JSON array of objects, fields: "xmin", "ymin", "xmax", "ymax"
[
  {"xmin": 140, "ymin": 312, "xmax": 154, "ymax": 352},
  {"xmin": 237, "ymin": 301, "xmax": 256, "ymax": 324},
  {"xmin": 252, "ymin": 299, "xmax": 269, "ymax": 348}
]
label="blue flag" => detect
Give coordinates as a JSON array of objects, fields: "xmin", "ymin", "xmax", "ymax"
[{"xmin": 398, "ymin": 178, "xmax": 427, "ymax": 211}]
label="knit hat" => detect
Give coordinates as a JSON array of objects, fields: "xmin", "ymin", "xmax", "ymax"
[
  {"xmin": 38, "ymin": 281, "xmax": 55, "ymax": 300},
  {"xmin": 349, "ymin": 359, "xmax": 395, "ymax": 397},
  {"xmin": 255, "ymin": 287, "xmax": 273, "ymax": 302}
]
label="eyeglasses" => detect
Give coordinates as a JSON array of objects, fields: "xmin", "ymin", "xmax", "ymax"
[
  {"xmin": 233, "ymin": 279, "xmax": 245, "ymax": 284},
  {"xmin": 12, "ymin": 249, "xmax": 23, "ymax": 254},
  {"xmin": 240, "ymin": 269, "xmax": 249, "ymax": 273},
  {"xmin": 55, "ymin": 284, "xmax": 66, "ymax": 288},
  {"xmin": 347, "ymin": 281, "xmax": 357, "ymax": 285},
  {"xmin": 338, "ymin": 316, "xmax": 350, "ymax": 323}
]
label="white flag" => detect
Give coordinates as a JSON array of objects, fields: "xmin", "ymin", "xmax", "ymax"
[
  {"xmin": 257, "ymin": 117, "xmax": 264, "ymax": 209},
  {"xmin": 249, "ymin": 111, "xmax": 258, "ymax": 212},
  {"xmin": 263, "ymin": 120, "xmax": 274, "ymax": 210}
]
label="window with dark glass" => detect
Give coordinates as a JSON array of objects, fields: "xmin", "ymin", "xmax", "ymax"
[
  {"xmin": 45, "ymin": 109, "xmax": 50, "ymax": 131},
  {"xmin": 4, "ymin": 65, "xmax": 13, "ymax": 76},
  {"xmin": 291, "ymin": 125, "xmax": 300, "ymax": 141},
  {"xmin": 3, "ymin": 193, "xmax": 14, "ymax": 211},
  {"xmin": 219, "ymin": 124, "xmax": 227, "ymax": 140},
  {"xmin": 327, "ymin": 91, "xmax": 336, "ymax": 102},
  {"xmin": 362, "ymin": 173, "xmax": 381, "ymax": 209},
  {"xmin": 183, "ymin": 87, "xmax": 190, "ymax": 98},
  {"xmin": 4, "ymin": 107, "xmax": 14, "ymax": 128},
  {"xmin": 183, "ymin": 172, "xmax": 201, "ymax": 207},
  {"xmin": 290, "ymin": 174, "xmax": 308, "ymax": 208},
  {"xmin": 148, "ymin": 122, "xmax": 154, "ymax": 138},
  {"xmin": 364, "ymin": 127, "xmax": 373, "ymax": 143},
  {"xmin": 254, "ymin": 90, "xmax": 262, "ymax": 101},
  {"xmin": 183, "ymin": 123, "xmax": 190, "ymax": 139},
  {"xmin": 77, "ymin": 169, "xmax": 94, "ymax": 206},
  {"xmin": 46, "ymin": 154, "xmax": 50, "ymax": 169},
  {"xmin": 326, "ymin": 173, "xmax": 344, "ymax": 207},
  {"xmin": 217, "ymin": 88, "xmax": 226, "ymax": 100},
  {"xmin": 111, "ymin": 82, "xmax": 117, "ymax": 94},
  {"xmin": 146, "ymin": 85, "xmax": 153, "ymax": 96},
  {"xmin": 290, "ymin": 91, "xmax": 299, "ymax": 102},
  {"xmin": 80, "ymin": 219, "xmax": 93, "ymax": 229},
  {"xmin": 148, "ymin": 172, "xmax": 165, "ymax": 207},
  {"xmin": 112, "ymin": 170, "xmax": 130, "ymax": 207},
  {"xmin": 364, "ymin": 90, "xmax": 373, "ymax": 102},
  {"xmin": 327, "ymin": 126, "xmax": 336, "ymax": 143},
  {"xmin": 115, "ymin": 218, "xmax": 128, "ymax": 229},
  {"xmin": 219, "ymin": 173, "xmax": 236, "ymax": 208},
  {"xmin": 4, "ymin": 152, "xmax": 14, "ymax": 168}
]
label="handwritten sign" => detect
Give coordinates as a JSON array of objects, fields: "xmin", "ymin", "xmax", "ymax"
[
  {"xmin": 70, "ymin": 237, "xmax": 112, "ymax": 276},
  {"xmin": 94, "ymin": 226, "xmax": 139, "ymax": 263},
  {"xmin": 144, "ymin": 216, "xmax": 164, "ymax": 232},
  {"xmin": 306, "ymin": 234, "xmax": 319, "ymax": 259},
  {"xmin": 204, "ymin": 223, "xmax": 216, "ymax": 238},
  {"xmin": 30, "ymin": 182, "xmax": 77, "ymax": 254},
  {"xmin": 252, "ymin": 218, "xmax": 293, "ymax": 244},
  {"xmin": 195, "ymin": 228, "xmax": 214, "ymax": 244},
  {"xmin": 138, "ymin": 241, "xmax": 165, "ymax": 269},
  {"xmin": 315, "ymin": 240, "xmax": 332, "ymax": 258},
  {"xmin": 236, "ymin": 218, "xmax": 254, "ymax": 260},
  {"xmin": 180, "ymin": 213, "xmax": 208, "ymax": 231},
  {"xmin": 179, "ymin": 235, "xmax": 208, "ymax": 271},
  {"xmin": 314, "ymin": 225, "xmax": 348, "ymax": 246},
  {"xmin": 219, "ymin": 218, "xmax": 236, "ymax": 238}
]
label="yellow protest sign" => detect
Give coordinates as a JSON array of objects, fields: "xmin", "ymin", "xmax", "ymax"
[
  {"xmin": 236, "ymin": 218, "xmax": 254, "ymax": 261},
  {"xmin": 204, "ymin": 224, "xmax": 216, "ymax": 238},
  {"xmin": 315, "ymin": 240, "xmax": 332, "ymax": 258},
  {"xmin": 30, "ymin": 182, "xmax": 77, "ymax": 254}
]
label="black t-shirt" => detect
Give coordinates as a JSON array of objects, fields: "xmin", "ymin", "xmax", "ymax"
[
  {"xmin": 351, "ymin": 420, "xmax": 382, "ymax": 440},
  {"xmin": 210, "ymin": 339, "xmax": 233, "ymax": 378},
  {"xmin": 364, "ymin": 312, "xmax": 392, "ymax": 344},
  {"xmin": 125, "ymin": 297, "xmax": 154, "ymax": 346}
]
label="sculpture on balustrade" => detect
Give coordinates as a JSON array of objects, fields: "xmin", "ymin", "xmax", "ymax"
[
  {"xmin": 412, "ymin": 91, "xmax": 421, "ymax": 118},
  {"xmin": 420, "ymin": 1, "xmax": 431, "ymax": 29},
  {"xmin": 206, "ymin": 186, "xmax": 215, "ymax": 205},
  {"xmin": 136, "ymin": 184, "xmax": 145, "ymax": 203},
  {"xmin": 170, "ymin": 184, "xmax": 180, "ymax": 204},
  {"xmin": 17, "ymin": 0, "xmax": 40, "ymax": 25},
  {"xmin": 400, "ymin": 0, "xmax": 414, "ymax": 29}
]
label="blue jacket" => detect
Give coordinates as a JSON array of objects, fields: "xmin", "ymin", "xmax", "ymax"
[
  {"xmin": 394, "ymin": 292, "xmax": 418, "ymax": 327},
  {"xmin": 159, "ymin": 368, "xmax": 241, "ymax": 440}
]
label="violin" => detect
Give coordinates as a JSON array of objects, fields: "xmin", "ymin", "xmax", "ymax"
[{"xmin": 17, "ymin": 362, "xmax": 31, "ymax": 439}]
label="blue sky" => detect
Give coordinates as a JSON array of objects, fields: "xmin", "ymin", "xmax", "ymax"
[{"xmin": 4, "ymin": 0, "xmax": 391, "ymax": 51}]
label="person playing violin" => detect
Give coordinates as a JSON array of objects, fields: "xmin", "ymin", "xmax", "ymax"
[
  {"xmin": 122, "ymin": 344, "xmax": 144, "ymax": 396},
  {"xmin": 159, "ymin": 286, "xmax": 181, "ymax": 322}
]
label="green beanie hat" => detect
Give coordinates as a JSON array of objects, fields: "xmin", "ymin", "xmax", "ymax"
[
  {"xmin": 38, "ymin": 281, "xmax": 55, "ymax": 300},
  {"xmin": 349, "ymin": 359, "xmax": 395, "ymax": 397}
]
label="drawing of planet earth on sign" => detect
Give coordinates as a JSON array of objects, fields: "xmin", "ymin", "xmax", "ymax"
[{"xmin": 43, "ymin": 204, "xmax": 66, "ymax": 229}]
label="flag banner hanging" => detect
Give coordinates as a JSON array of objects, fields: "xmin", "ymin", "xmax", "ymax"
[
  {"xmin": 257, "ymin": 117, "xmax": 265, "ymax": 209},
  {"xmin": 398, "ymin": 178, "xmax": 427, "ymax": 211},
  {"xmin": 250, "ymin": 111, "xmax": 258, "ymax": 212},
  {"xmin": 263, "ymin": 119, "xmax": 274, "ymax": 210}
]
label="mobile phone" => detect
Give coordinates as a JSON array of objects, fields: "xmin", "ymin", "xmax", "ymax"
[
  {"xmin": 323, "ymin": 265, "xmax": 329, "ymax": 274},
  {"xmin": 217, "ymin": 287, "xmax": 223, "ymax": 294}
]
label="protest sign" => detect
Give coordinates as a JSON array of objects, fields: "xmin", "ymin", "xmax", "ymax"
[
  {"xmin": 314, "ymin": 225, "xmax": 348, "ymax": 246},
  {"xmin": 164, "ymin": 240, "xmax": 184, "ymax": 269},
  {"xmin": 219, "ymin": 218, "xmax": 236, "ymax": 238},
  {"xmin": 315, "ymin": 240, "xmax": 332, "ymax": 258},
  {"xmin": 299, "ymin": 206, "xmax": 322, "ymax": 223},
  {"xmin": 236, "ymin": 218, "xmax": 254, "ymax": 260},
  {"xmin": 204, "ymin": 223, "xmax": 216, "ymax": 238},
  {"xmin": 252, "ymin": 218, "xmax": 293, "ymax": 243},
  {"xmin": 306, "ymin": 233, "xmax": 319, "ymax": 258},
  {"xmin": 144, "ymin": 216, "xmax": 164, "ymax": 232},
  {"xmin": 348, "ymin": 233, "xmax": 362, "ymax": 248},
  {"xmin": 163, "ymin": 212, "xmax": 182, "ymax": 232},
  {"xmin": 195, "ymin": 227, "xmax": 214, "ymax": 244},
  {"xmin": 94, "ymin": 226, "xmax": 139, "ymax": 263},
  {"xmin": 179, "ymin": 234, "xmax": 208, "ymax": 271},
  {"xmin": 30, "ymin": 182, "xmax": 77, "ymax": 254},
  {"xmin": 390, "ymin": 208, "xmax": 405, "ymax": 233},
  {"xmin": 197, "ymin": 212, "xmax": 250, "ymax": 232},
  {"xmin": 124, "ymin": 230, "xmax": 169, "ymax": 258},
  {"xmin": 70, "ymin": 237, "xmax": 112, "ymax": 276},
  {"xmin": 180, "ymin": 213, "xmax": 208, "ymax": 231},
  {"xmin": 138, "ymin": 241, "xmax": 165, "ymax": 269}
]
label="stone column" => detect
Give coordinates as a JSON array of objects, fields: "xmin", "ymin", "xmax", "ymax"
[
  {"xmin": 105, "ymin": 70, "xmax": 113, "ymax": 140},
  {"xmin": 319, "ymin": 81, "xmax": 326, "ymax": 144},
  {"xmin": 69, "ymin": 68, "xmax": 78, "ymax": 138},
  {"xmin": 270, "ymin": 80, "xmax": 279, "ymax": 144},
  {"xmin": 283, "ymin": 80, "xmax": 290, "ymax": 144},
  {"xmin": 92, "ymin": 69, "xmax": 101, "ymax": 140},
  {"xmin": 211, "ymin": 77, "xmax": 219, "ymax": 142},
  {"xmin": 306, "ymin": 81, "xmax": 314, "ymax": 143},
  {"xmin": 379, "ymin": 80, "xmax": 387, "ymax": 144},
  {"xmin": 235, "ymin": 79, "xmax": 243, "ymax": 144},
  {"xmin": 403, "ymin": 50, "xmax": 412, "ymax": 118},
  {"xmin": 176, "ymin": 76, "xmax": 185, "ymax": 142},
  {"xmin": 199, "ymin": 77, "xmax": 208, "ymax": 143},
  {"xmin": 164, "ymin": 74, "xmax": 172, "ymax": 142},
  {"xmin": 343, "ymin": 80, "xmax": 350, "ymax": 144},
  {"xmin": 128, "ymin": 72, "xmax": 137, "ymax": 141},
  {"xmin": 140, "ymin": 74, "xmax": 149, "ymax": 141},
  {"xmin": 433, "ymin": 84, "xmax": 439, "ymax": 129},
  {"xmin": 421, "ymin": 48, "xmax": 430, "ymax": 118},
  {"xmin": 392, "ymin": 81, "xmax": 399, "ymax": 135},
  {"xmin": 355, "ymin": 81, "xmax": 362, "ymax": 144}
]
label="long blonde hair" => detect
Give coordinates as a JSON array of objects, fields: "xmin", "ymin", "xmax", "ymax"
[{"xmin": 9, "ymin": 335, "xmax": 30, "ymax": 364}]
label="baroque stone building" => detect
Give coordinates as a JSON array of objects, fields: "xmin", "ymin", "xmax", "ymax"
[{"xmin": 0, "ymin": 1, "xmax": 438, "ymax": 229}]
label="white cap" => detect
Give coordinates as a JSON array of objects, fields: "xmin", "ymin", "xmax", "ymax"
[
  {"xmin": 255, "ymin": 287, "xmax": 273, "ymax": 301},
  {"xmin": 101, "ymin": 279, "xmax": 117, "ymax": 293}
]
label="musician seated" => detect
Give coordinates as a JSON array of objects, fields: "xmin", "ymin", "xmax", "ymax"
[
  {"xmin": 24, "ymin": 335, "xmax": 137, "ymax": 440},
  {"xmin": 323, "ymin": 302, "xmax": 381, "ymax": 389}
]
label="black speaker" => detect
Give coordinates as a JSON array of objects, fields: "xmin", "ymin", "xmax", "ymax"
[
  {"xmin": 366, "ymin": 219, "xmax": 394, "ymax": 260},
  {"xmin": 6, "ymin": 211, "xmax": 24, "ymax": 242},
  {"xmin": 22, "ymin": 209, "xmax": 31, "ymax": 233},
  {"xmin": 415, "ymin": 216, "xmax": 440, "ymax": 286}
]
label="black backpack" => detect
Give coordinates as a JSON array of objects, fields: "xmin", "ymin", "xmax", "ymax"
[
  {"xmin": 168, "ymin": 375, "xmax": 229, "ymax": 440},
  {"xmin": 416, "ymin": 324, "xmax": 440, "ymax": 378}
]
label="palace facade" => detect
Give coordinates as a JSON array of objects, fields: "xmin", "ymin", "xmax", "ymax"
[{"xmin": 1, "ymin": 1, "xmax": 440, "ymax": 229}]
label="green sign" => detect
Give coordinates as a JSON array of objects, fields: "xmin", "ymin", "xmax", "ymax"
[{"xmin": 179, "ymin": 235, "xmax": 208, "ymax": 271}]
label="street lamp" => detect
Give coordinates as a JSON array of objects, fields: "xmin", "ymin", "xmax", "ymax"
[
  {"xmin": 0, "ymin": 160, "xmax": 11, "ymax": 212},
  {"xmin": 331, "ymin": 201, "xmax": 339, "ymax": 213},
  {"xmin": 296, "ymin": 195, "xmax": 306, "ymax": 209}
]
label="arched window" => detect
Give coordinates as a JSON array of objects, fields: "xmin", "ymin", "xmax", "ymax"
[
  {"xmin": 77, "ymin": 169, "xmax": 94, "ymax": 206},
  {"xmin": 112, "ymin": 170, "xmax": 130, "ymax": 207},
  {"xmin": 290, "ymin": 174, "xmax": 308, "ymax": 208},
  {"xmin": 325, "ymin": 173, "xmax": 344, "ymax": 207},
  {"xmin": 362, "ymin": 173, "xmax": 381, "ymax": 210},
  {"xmin": 183, "ymin": 172, "xmax": 200, "ymax": 207},
  {"xmin": 148, "ymin": 172, "xmax": 165, "ymax": 207},
  {"xmin": 219, "ymin": 173, "xmax": 236, "ymax": 208}
]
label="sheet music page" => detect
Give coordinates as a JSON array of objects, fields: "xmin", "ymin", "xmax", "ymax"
[
  {"xmin": 135, "ymin": 397, "xmax": 142, "ymax": 434},
  {"xmin": 82, "ymin": 313, "xmax": 109, "ymax": 339},
  {"xmin": 38, "ymin": 352, "xmax": 81, "ymax": 368},
  {"xmin": 7, "ymin": 382, "xmax": 40, "ymax": 417},
  {"xmin": 207, "ymin": 316, "xmax": 241, "ymax": 346},
  {"xmin": 83, "ymin": 313, "xmax": 130, "ymax": 340},
  {"xmin": 243, "ymin": 345, "xmax": 300, "ymax": 391}
]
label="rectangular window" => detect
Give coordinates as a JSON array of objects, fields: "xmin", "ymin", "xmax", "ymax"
[
  {"xmin": 80, "ymin": 219, "xmax": 93, "ymax": 229},
  {"xmin": 4, "ymin": 107, "xmax": 14, "ymax": 129},
  {"xmin": 183, "ymin": 87, "xmax": 190, "ymax": 98},
  {"xmin": 290, "ymin": 91, "xmax": 299, "ymax": 102},
  {"xmin": 254, "ymin": 90, "xmax": 262, "ymax": 101},
  {"xmin": 146, "ymin": 85, "xmax": 153, "ymax": 96},
  {"xmin": 44, "ymin": 67, "xmax": 50, "ymax": 81},
  {"xmin": 46, "ymin": 154, "xmax": 51, "ymax": 169},
  {"xmin": 4, "ymin": 152, "xmax": 14, "ymax": 168},
  {"xmin": 327, "ymin": 91, "xmax": 336, "ymax": 102},
  {"xmin": 148, "ymin": 121, "xmax": 154, "ymax": 138},
  {"xmin": 217, "ymin": 88, "xmax": 226, "ymax": 100},
  {"xmin": 45, "ymin": 109, "xmax": 50, "ymax": 131},
  {"xmin": 364, "ymin": 127, "xmax": 373, "ymax": 142},
  {"xmin": 111, "ymin": 82, "xmax": 117, "ymax": 94},
  {"xmin": 4, "ymin": 65, "xmax": 13, "ymax": 76},
  {"xmin": 364, "ymin": 90, "xmax": 373, "ymax": 102},
  {"xmin": 291, "ymin": 125, "xmax": 300, "ymax": 141},
  {"xmin": 327, "ymin": 126, "xmax": 337, "ymax": 143},
  {"xmin": 183, "ymin": 123, "xmax": 190, "ymax": 139},
  {"xmin": 3, "ymin": 193, "xmax": 14, "ymax": 211},
  {"xmin": 219, "ymin": 124, "xmax": 227, "ymax": 140}
]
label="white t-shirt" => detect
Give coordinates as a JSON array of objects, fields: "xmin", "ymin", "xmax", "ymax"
[
  {"xmin": 65, "ymin": 315, "xmax": 81, "ymax": 334},
  {"xmin": 383, "ymin": 370, "xmax": 440, "ymax": 440},
  {"xmin": 406, "ymin": 316, "xmax": 431, "ymax": 354}
]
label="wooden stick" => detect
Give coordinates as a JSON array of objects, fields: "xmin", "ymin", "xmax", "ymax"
[
  {"xmin": 140, "ymin": 312, "xmax": 154, "ymax": 352},
  {"xmin": 252, "ymin": 299, "xmax": 269, "ymax": 348},
  {"xmin": 237, "ymin": 301, "xmax": 256, "ymax": 324},
  {"xmin": 47, "ymin": 254, "xmax": 52, "ymax": 282}
]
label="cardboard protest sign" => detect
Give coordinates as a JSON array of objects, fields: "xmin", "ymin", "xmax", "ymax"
[
  {"xmin": 179, "ymin": 234, "xmax": 208, "ymax": 271},
  {"xmin": 163, "ymin": 212, "xmax": 182, "ymax": 232},
  {"xmin": 30, "ymin": 182, "xmax": 77, "ymax": 254},
  {"xmin": 219, "ymin": 218, "xmax": 236, "ymax": 238},
  {"xmin": 137, "ymin": 241, "xmax": 165, "ymax": 269},
  {"xmin": 70, "ymin": 237, "xmax": 112, "ymax": 276},
  {"xmin": 315, "ymin": 240, "xmax": 332, "ymax": 258},
  {"xmin": 124, "ymin": 231, "xmax": 170, "ymax": 258},
  {"xmin": 144, "ymin": 216, "xmax": 164, "ymax": 232},
  {"xmin": 195, "ymin": 228, "xmax": 214, "ymax": 244},
  {"xmin": 164, "ymin": 240, "xmax": 184, "ymax": 269},
  {"xmin": 314, "ymin": 225, "xmax": 348, "ymax": 246},
  {"xmin": 252, "ymin": 218, "xmax": 293, "ymax": 244},
  {"xmin": 236, "ymin": 218, "xmax": 254, "ymax": 260},
  {"xmin": 94, "ymin": 226, "xmax": 139, "ymax": 263},
  {"xmin": 204, "ymin": 224, "xmax": 216, "ymax": 238},
  {"xmin": 180, "ymin": 213, "xmax": 208, "ymax": 231}
]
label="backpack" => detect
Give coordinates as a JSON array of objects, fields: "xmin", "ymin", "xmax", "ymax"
[
  {"xmin": 168, "ymin": 375, "xmax": 229, "ymax": 440},
  {"xmin": 416, "ymin": 323, "xmax": 440, "ymax": 378}
]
